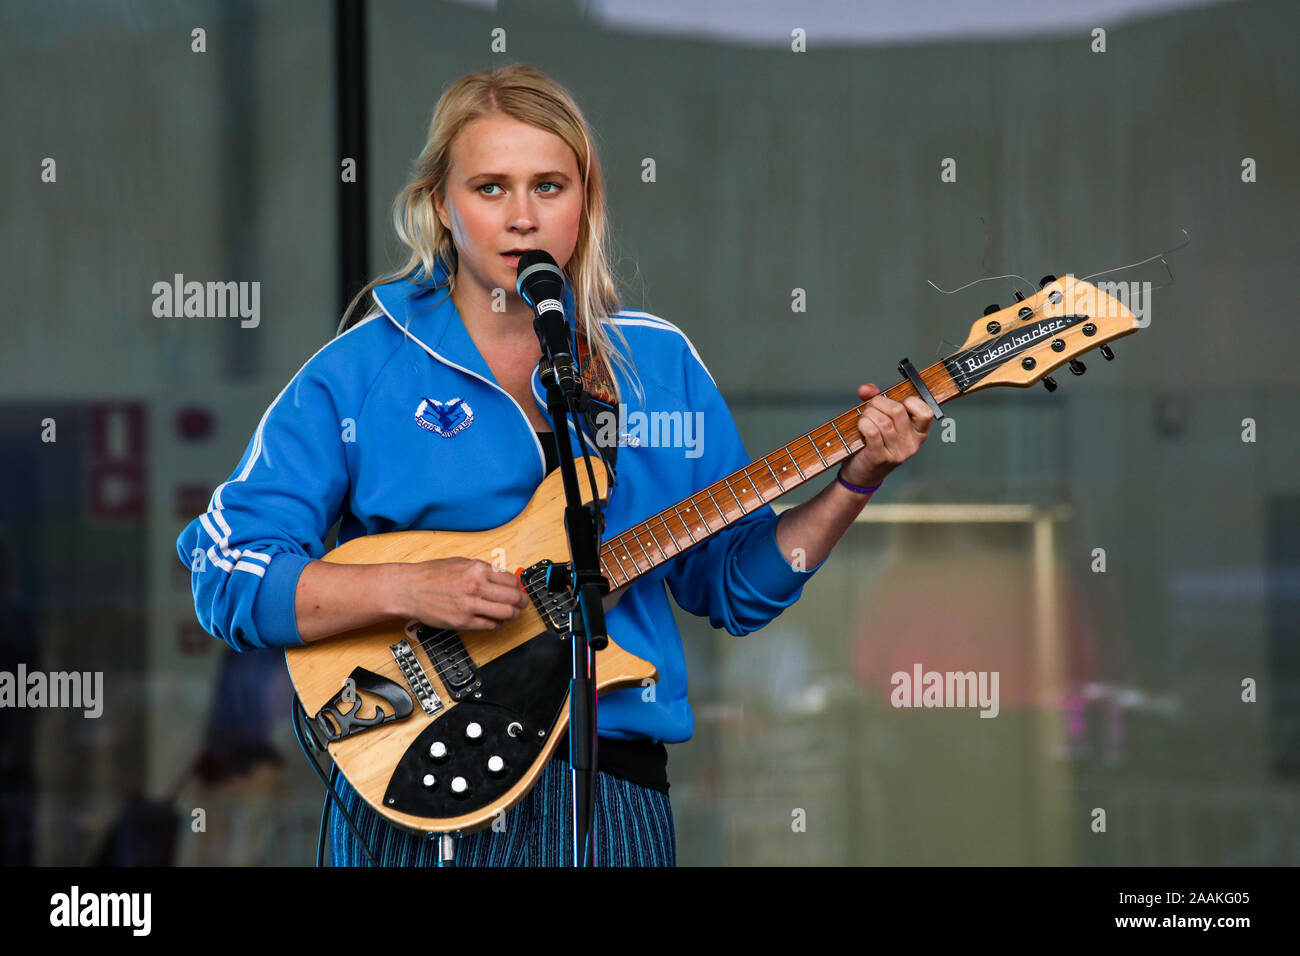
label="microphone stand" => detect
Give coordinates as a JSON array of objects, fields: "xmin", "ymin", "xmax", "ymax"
[{"xmin": 535, "ymin": 339, "xmax": 610, "ymax": 868}]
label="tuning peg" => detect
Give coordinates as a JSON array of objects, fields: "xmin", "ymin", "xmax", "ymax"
[
  {"xmin": 1039, "ymin": 274, "xmax": 1057, "ymax": 288},
  {"xmin": 1013, "ymin": 290, "xmax": 1026, "ymax": 302},
  {"xmin": 1100, "ymin": 344, "xmax": 1115, "ymax": 360},
  {"xmin": 1042, "ymin": 376, "xmax": 1058, "ymax": 393},
  {"xmin": 983, "ymin": 303, "xmax": 1000, "ymax": 316},
  {"xmin": 1069, "ymin": 359, "xmax": 1086, "ymax": 375}
]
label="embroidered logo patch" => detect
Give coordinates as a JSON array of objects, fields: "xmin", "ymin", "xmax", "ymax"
[{"xmin": 414, "ymin": 397, "xmax": 474, "ymax": 437}]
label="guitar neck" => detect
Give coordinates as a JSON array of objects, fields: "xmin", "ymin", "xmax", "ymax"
[{"xmin": 598, "ymin": 358, "xmax": 962, "ymax": 589}]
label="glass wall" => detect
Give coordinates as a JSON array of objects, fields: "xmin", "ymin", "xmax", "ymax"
[{"xmin": 2, "ymin": 0, "xmax": 1296, "ymax": 865}]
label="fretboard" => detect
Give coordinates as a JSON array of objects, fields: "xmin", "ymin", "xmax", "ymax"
[{"xmin": 598, "ymin": 359, "xmax": 961, "ymax": 589}]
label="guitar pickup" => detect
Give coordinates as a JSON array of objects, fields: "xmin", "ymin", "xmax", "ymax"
[
  {"xmin": 522, "ymin": 560, "xmax": 575, "ymax": 636},
  {"xmin": 409, "ymin": 622, "xmax": 482, "ymax": 701}
]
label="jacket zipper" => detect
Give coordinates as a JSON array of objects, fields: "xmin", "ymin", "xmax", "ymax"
[{"xmin": 373, "ymin": 295, "xmax": 546, "ymax": 482}]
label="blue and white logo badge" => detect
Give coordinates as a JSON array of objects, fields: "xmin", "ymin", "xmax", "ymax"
[{"xmin": 414, "ymin": 397, "xmax": 474, "ymax": 437}]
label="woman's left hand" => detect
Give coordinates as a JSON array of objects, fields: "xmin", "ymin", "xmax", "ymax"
[{"xmin": 838, "ymin": 383, "xmax": 935, "ymax": 489}]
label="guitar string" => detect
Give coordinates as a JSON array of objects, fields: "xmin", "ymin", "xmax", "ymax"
[
  {"xmin": 325, "ymin": 574, "xmax": 578, "ymax": 701},
  {"xmin": 403, "ymin": 373, "xmax": 938, "ymax": 669},
  {"xmin": 409, "ymin": 347, "xmax": 954, "ymax": 666},
  {"xmin": 399, "ymin": 385, "xmax": 943, "ymax": 668},
  {"xmin": 333, "ymin": 284, "xmax": 1104, "ymax": 700},
  {"xmin": 408, "ymin": 284, "xmax": 1066, "ymax": 653},
  {"xmin": 410, "ymin": 577, "xmax": 569, "ymax": 662},
  {"xmin": 597, "ymin": 354, "xmax": 978, "ymax": 576},
  {"xmin": 598, "ymin": 357, "xmax": 961, "ymax": 571},
  {"xmin": 600, "ymin": 280, "xmax": 1115, "ymax": 570},
  {"xmin": 342, "ymin": 361, "xmax": 949, "ymax": 687},
  {"xmin": 394, "ymin": 396, "xmax": 912, "ymax": 680}
]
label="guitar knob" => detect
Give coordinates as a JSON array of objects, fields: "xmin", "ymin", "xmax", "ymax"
[
  {"xmin": 1069, "ymin": 359, "xmax": 1086, "ymax": 375},
  {"xmin": 1042, "ymin": 376, "xmax": 1058, "ymax": 393},
  {"xmin": 487, "ymin": 755, "xmax": 506, "ymax": 776},
  {"xmin": 422, "ymin": 773, "xmax": 437, "ymax": 789},
  {"xmin": 1100, "ymin": 344, "xmax": 1115, "ymax": 360},
  {"xmin": 451, "ymin": 776, "xmax": 469, "ymax": 795},
  {"xmin": 429, "ymin": 740, "xmax": 448, "ymax": 761},
  {"xmin": 465, "ymin": 722, "xmax": 483, "ymax": 741},
  {"xmin": 983, "ymin": 303, "xmax": 1000, "ymax": 316}
]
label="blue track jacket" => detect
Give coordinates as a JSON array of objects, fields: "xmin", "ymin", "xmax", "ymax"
[{"xmin": 176, "ymin": 259, "xmax": 826, "ymax": 743}]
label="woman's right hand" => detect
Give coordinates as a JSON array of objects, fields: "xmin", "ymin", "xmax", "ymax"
[{"xmin": 393, "ymin": 557, "xmax": 530, "ymax": 631}]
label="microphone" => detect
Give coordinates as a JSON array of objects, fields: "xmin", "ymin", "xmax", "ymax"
[{"xmin": 515, "ymin": 249, "xmax": 577, "ymax": 393}]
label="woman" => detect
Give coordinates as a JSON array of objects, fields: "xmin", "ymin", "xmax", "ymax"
[{"xmin": 177, "ymin": 63, "xmax": 934, "ymax": 866}]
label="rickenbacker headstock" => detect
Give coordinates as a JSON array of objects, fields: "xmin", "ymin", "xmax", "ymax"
[{"xmin": 945, "ymin": 275, "xmax": 1141, "ymax": 395}]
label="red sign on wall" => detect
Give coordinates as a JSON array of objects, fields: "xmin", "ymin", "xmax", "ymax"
[{"xmin": 87, "ymin": 404, "xmax": 147, "ymax": 519}]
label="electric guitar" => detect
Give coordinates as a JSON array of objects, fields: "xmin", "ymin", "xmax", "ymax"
[{"xmin": 285, "ymin": 274, "xmax": 1140, "ymax": 833}]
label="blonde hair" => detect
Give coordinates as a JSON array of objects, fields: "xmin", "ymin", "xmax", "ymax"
[{"xmin": 338, "ymin": 63, "xmax": 642, "ymax": 405}]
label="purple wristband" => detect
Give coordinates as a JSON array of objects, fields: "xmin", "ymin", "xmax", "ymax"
[{"xmin": 836, "ymin": 466, "xmax": 883, "ymax": 495}]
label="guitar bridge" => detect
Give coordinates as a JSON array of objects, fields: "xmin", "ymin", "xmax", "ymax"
[{"xmin": 391, "ymin": 638, "xmax": 443, "ymax": 715}]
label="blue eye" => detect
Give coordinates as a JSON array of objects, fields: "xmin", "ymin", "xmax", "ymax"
[{"xmin": 478, "ymin": 181, "xmax": 562, "ymax": 196}]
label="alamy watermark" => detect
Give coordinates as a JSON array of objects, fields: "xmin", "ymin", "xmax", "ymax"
[
  {"xmin": 1057, "ymin": 274, "xmax": 1153, "ymax": 328},
  {"xmin": 49, "ymin": 886, "xmax": 150, "ymax": 935},
  {"xmin": 0, "ymin": 664, "xmax": 103, "ymax": 718},
  {"xmin": 593, "ymin": 403, "xmax": 704, "ymax": 458},
  {"xmin": 152, "ymin": 273, "xmax": 260, "ymax": 328},
  {"xmin": 890, "ymin": 663, "xmax": 999, "ymax": 718}
]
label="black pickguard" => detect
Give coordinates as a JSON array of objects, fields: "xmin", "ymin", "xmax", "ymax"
[{"xmin": 382, "ymin": 630, "xmax": 572, "ymax": 819}]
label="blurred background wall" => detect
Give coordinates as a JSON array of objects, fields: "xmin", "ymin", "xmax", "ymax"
[{"xmin": 1, "ymin": 0, "xmax": 1296, "ymax": 865}]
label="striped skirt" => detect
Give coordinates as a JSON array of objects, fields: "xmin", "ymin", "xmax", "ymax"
[{"xmin": 328, "ymin": 758, "xmax": 676, "ymax": 867}]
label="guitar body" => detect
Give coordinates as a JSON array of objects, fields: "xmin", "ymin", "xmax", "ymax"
[{"xmin": 284, "ymin": 457, "xmax": 657, "ymax": 835}]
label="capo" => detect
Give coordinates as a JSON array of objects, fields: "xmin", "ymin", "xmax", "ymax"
[{"xmin": 897, "ymin": 357, "xmax": 945, "ymax": 420}]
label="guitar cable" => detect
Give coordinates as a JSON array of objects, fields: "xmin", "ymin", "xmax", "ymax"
[
  {"xmin": 316, "ymin": 767, "xmax": 333, "ymax": 867},
  {"xmin": 291, "ymin": 695, "xmax": 380, "ymax": 867}
]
